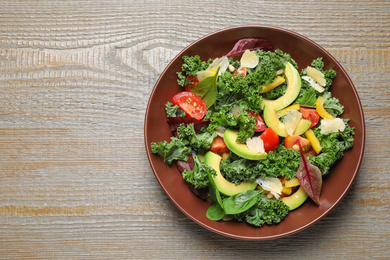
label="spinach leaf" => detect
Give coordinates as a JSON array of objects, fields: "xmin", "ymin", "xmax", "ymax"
[
  {"xmin": 206, "ymin": 203, "xmax": 225, "ymax": 221},
  {"xmin": 190, "ymin": 67, "xmax": 220, "ymax": 108},
  {"xmin": 222, "ymin": 190, "xmax": 261, "ymax": 215},
  {"xmin": 233, "ymin": 193, "xmax": 289, "ymax": 227},
  {"xmin": 206, "ymin": 167, "xmax": 225, "ymax": 221}
]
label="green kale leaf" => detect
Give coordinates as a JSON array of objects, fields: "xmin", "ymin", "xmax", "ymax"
[
  {"xmin": 233, "ymin": 192, "xmax": 289, "ymax": 227},
  {"xmin": 254, "ymin": 49, "xmax": 296, "ymax": 85},
  {"xmin": 151, "ymin": 137, "xmax": 191, "ymax": 165},
  {"xmin": 165, "ymin": 101, "xmax": 186, "ymax": 117},
  {"xmin": 220, "ymin": 156, "xmax": 258, "ymax": 184},
  {"xmin": 177, "ymin": 55, "xmax": 211, "ymax": 87},
  {"xmin": 308, "ymin": 119, "xmax": 355, "ymax": 175},
  {"xmin": 176, "ymin": 123, "xmax": 217, "ymax": 154},
  {"xmin": 322, "ymin": 92, "xmax": 344, "ymax": 117},
  {"xmin": 296, "ymin": 57, "xmax": 337, "ymax": 106},
  {"xmin": 256, "ymin": 145, "xmax": 301, "ymax": 179},
  {"xmin": 182, "ymin": 155, "xmax": 215, "ymax": 189},
  {"xmin": 208, "ymin": 110, "xmax": 256, "ymax": 144},
  {"xmin": 310, "ymin": 57, "xmax": 337, "ymax": 89},
  {"xmin": 262, "ymin": 81, "xmax": 287, "ymax": 100},
  {"xmin": 295, "ymin": 85, "xmax": 317, "ymax": 107},
  {"xmin": 220, "ymin": 146, "xmax": 301, "ymax": 184},
  {"xmin": 216, "ymin": 70, "xmax": 263, "ymax": 112}
]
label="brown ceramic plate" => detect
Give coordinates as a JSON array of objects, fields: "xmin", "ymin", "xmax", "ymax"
[{"xmin": 144, "ymin": 25, "xmax": 365, "ymax": 240}]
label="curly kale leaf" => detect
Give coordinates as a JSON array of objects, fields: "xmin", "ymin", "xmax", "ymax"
[
  {"xmin": 310, "ymin": 57, "xmax": 337, "ymax": 89},
  {"xmin": 220, "ymin": 146, "xmax": 301, "ymax": 184},
  {"xmin": 216, "ymin": 49, "xmax": 294, "ymax": 113},
  {"xmin": 256, "ymin": 145, "xmax": 301, "ymax": 179},
  {"xmin": 177, "ymin": 55, "xmax": 211, "ymax": 87},
  {"xmin": 233, "ymin": 192, "xmax": 289, "ymax": 227},
  {"xmin": 208, "ymin": 110, "xmax": 256, "ymax": 144},
  {"xmin": 220, "ymin": 155, "xmax": 258, "ymax": 184},
  {"xmin": 151, "ymin": 137, "xmax": 191, "ymax": 165},
  {"xmin": 165, "ymin": 101, "xmax": 186, "ymax": 118},
  {"xmin": 295, "ymin": 90, "xmax": 344, "ymax": 117},
  {"xmin": 262, "ymin": 81, "xmax": 287, "ymax": 100},
  {"xmin": 182, "ymin": 155, "xmax": 215, "ymax": 189},
  {"xmin": 255, "ymin": 49, "xmax": 296, "ymax": 85},
  {"xmin": 308, "ymin": 119, "xmax": 355, "ymax": 175},
  {"xmin": 216, "ymin": 70, "xmax": 263, "ymax": 112},
  {"xmin": 176, "ymin": 123, "xmax": 216, "ymax": 154},
  {"xmin": 296, "ymin": 57, "xmax": 337, "ymax": 107},
  {"xmin": 322, "ymin": 92, "xmax": 344, "ymax": 117},
  {"xmin": 295, "ymin": 84, "xmax": 318, "ymax": 107},
  {"xmin": 236, "ymin": 112, "xmax": 257, "ymax": 143}
]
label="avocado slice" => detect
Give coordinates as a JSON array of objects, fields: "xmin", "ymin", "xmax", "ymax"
[
  {"xmin": 204, "ymin": 151, "xmax": 258, "ymax": 196},
  {"xmin": 263, "ymin": 105, "xmax": 288, "ymax": 137},
  {"xmin": 293, "ymin": 119, "xmax": 312, "ymax": 136},
  {"xmin": 261, "ymin": 62, "xmax": 301, "ymax": 111},
  {"xmin": 281, "ymin": 186, "xmax": 308, "ymax": 210},
  {"xmin": 263, "ymin": 106, "xmax": 311, "ymax": 137},
  {"xmin": 223, "ymin": 128, "xmax": 267, "ymax": 160}
]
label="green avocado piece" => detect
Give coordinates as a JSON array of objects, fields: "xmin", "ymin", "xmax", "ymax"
[
  {"xmin": 293, "ymin": 119, "xmax": 312, "ymax": 136},
  {"xmin": 261, "ymin": 62, "xmax": 302, "ymax": 111},
  {"xmin": 281, "ymin": 186, "xmax": 309, "ymax": 210},
  {"xmin": 204, "ymin": 151, "xmax": 258, "ymax": 196},
  {"xmin": 264, "ymin": 107, "xmax": 311, "ymax": 137},
  {"xmin": 263, "ymin": 105, "xmax": 288, "ymax": 137},
  {"xmin": 223, "ymin": 128, "xmax": 267, "ymax": 160}
]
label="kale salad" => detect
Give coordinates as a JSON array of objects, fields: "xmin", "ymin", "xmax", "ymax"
[{"xmin": 151, "ymin": 38, "xmax": 355, "ymax": 228}]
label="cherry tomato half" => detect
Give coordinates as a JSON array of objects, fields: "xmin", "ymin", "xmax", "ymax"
[
  {"xmin": 246, "ymin": 111, "xmax": 267, "ymax": 132},
  {"xmin": 184, "ymin": 75, "xmax": 199, "ymax": 92},
  {"xmin": 284, "ymin": 135, "xmax": 311, "ymax": 152},
  {"xmin": 260, "ymin": 127, "xmax": 279, "ymax": 152},
  {"xmin": 233, "ymin": 67, "xmax": 247, "ymax": 79},
  {"xmin": 210, "ymin": 136, "xmax": 229, "ymax": 156},
  {"xmin": 299, "ymin": 107, "xmax": 320, "ymax": 128},
  {"xmin": 172, "ymin": 91, "xmax": 207, "ymax": 120}
]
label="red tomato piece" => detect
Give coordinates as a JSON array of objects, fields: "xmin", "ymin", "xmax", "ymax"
[
  {"xmin": 233, "ymin": 67, "xmax": 247, "ymax": 79},
  {"xmin": 303, "ymin": 147, "xmax": 317, "ymax": 158},
  {"xmin": 247, "ymin": 111, "xmax": 267, "ymax": 132},
  {"xmin": 284, "ymin": 135, "xmax": 311, "ymax": 152},
  {"xmin": 299, "ymin": 107, "xmax": 320, "ymax": 128},
  {"xmin": 260, "ymin": 127, "xmax": 279, "ymax": 152},
  {"xmin": 172, "ymin": 91, "xmax": 207, "ymax": 120},
  {"xmin": 210, "ymin": 136, "xmax": 230, "ymax": 156},
  {"xmin": 184, "ymin": 75, "xmax": 199, "ymax": 92}
]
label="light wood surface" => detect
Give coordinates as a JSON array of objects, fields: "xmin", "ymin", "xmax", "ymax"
[{"xmin": 0, "ymin": 0, "xmax": 389, "ymax": 259}]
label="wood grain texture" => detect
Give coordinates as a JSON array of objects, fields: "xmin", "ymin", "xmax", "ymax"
[{"xmin": 0, "ymin": 0, "xmax": 389, "ymax": 259}]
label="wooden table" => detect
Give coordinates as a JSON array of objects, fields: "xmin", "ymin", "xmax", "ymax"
[{"xmin": 1, "ymin": 0, "xmax": 388, "ymax": 259}]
